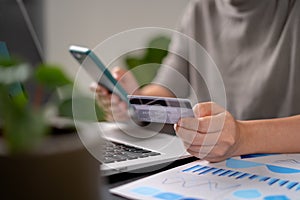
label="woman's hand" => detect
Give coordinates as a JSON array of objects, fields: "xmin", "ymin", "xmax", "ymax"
[
  {"xmin": 90, "ymin": 67, "xmax": 140, "ymax": 122},
  {"xmin": 174, "ymin": 102, "xmax": 243, "ymax": 162}
]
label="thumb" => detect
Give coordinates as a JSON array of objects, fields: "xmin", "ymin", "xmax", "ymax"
[
  {"xmin": 111, "ymin": 67, "xmax": 140, "ymax": 94},
  {"xmin": 193, "ymin": 102, "xmax": 225, "ymax": 117},
  {"xmin": 111, "ymin": 67, "xmax": 127, "ymax": 81}
]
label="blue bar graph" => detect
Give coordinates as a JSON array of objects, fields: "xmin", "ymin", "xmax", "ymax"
[
  {"xmin": 249, "ymin": 175, "xmax": 260, "ymax": 180},
  {"xmin": 218, "ymin": 170, "xmax": 233, "ymax": 176},
  {"xmin": 193, "ymin": 166, "xmax": 209, "ymax": 173},
  {"xmin": 198, "ymin": 167, "xmax": 216, "ymax": 175},
  {"xmin": 182, "ymin": 165, "xmax": 202, "ymax": 172},
  {"xmin": 259, "ymin": 177, "xmax": 271, "ymax": 182},
  {"xmin": 212, "ymin": 168, "xmax": 225, "ymax": 175},
  {"xmin": 182, "ymin": 164, "xmax": 300, "ymax": 192},
  {"xmin": 268, "ymin": 178, "xmax": 280, "ymax": 185},
  {"xmin": 278, "ymin": 180, "xmax": 289, "ymax": 186},
  {"xmin": 286, "ymin": 182, "xmax": 298, "ymax": 190},
  {"xmin": 236, "ymin": 173, "xmax": 250, "ymax": 179},
  {"xmin": 228, "ymin": 171, "xmax": 242, "ymax": 177}
]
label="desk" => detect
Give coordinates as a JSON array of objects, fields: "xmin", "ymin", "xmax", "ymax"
[
  {"xmin": 106, "ymin": 155, "xmax": 300, "ymax": 199},
  {"xmin": 101, "ymin": 124, "xmax": 196, "ymax": 199},
  {"xmin": 103, "ymin": 157, "xmax": 198, "ymax": 200}
]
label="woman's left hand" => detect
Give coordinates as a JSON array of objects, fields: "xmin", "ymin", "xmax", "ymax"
[{"xmin": 174, "ymin": 102, "xmax": 242, "ymax": 162}]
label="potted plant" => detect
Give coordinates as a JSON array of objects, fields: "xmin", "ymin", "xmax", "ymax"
[
  {"xmin": 125, "ymin": 35, "xmax": 171, "ymax": 86},
  {"xmin": 0, "ymin": 56, "xmax": 105, "ymax": 200}
]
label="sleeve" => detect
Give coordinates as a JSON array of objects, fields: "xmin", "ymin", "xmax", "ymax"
[{"xmin": 151, "ymin": 1, "xmax": 198, "ymax": 98}]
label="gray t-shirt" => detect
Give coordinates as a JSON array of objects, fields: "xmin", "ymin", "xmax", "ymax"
[{"xmin": 153, "ymin": 0, "xmax": 300, "ymax": 120}]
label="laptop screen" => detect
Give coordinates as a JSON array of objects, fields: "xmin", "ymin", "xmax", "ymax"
[
  {"xmin": 0, "ymin": 0, "xmax": 50, "ymax": 103},
  {"xmin": 0, "ymin": 0, "xmax": 44, "ymax": 65},
  {"xmin": 0, "ymin": 42, "xmax": 9, "ymax": 58}
]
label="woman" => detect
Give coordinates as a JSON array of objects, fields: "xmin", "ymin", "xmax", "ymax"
[{"xmin": 91, "ymin": 0, "xmax": 300, "ymax": 162}]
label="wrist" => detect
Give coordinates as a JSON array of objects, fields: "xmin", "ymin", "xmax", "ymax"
[
  {"xmin": 233, "ymin": 120, "xmax": 255, "ymax": 156},
  {"xmin": 132, "ymin": 88, "xmax": 142, "ymax": 95}
]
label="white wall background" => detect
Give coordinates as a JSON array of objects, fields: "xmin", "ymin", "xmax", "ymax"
[{"xmin": 44, "ymin": 0, "xmax": 190, "ymax": 77}]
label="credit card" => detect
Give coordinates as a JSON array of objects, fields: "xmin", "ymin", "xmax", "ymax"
[{"xmin": 128, "ymin": 95, "xmax": 194, "ymax": 124}]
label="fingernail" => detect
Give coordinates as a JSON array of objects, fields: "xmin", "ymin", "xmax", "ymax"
[
  {"xmin": 173, "ymin": 124, "xmax": 177, "ymax": 130},
  {"xmin": 112, "ymin": 71, "xmax": 121, "ymax": 79},
  {"xmin": 112, "ymin": 72, "xmax": 117, "ymax": 78}
]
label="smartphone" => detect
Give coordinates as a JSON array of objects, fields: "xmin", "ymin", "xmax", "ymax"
[{"xmin": 69, "ymin": 45, "xmax": 128, "ymax": 103}]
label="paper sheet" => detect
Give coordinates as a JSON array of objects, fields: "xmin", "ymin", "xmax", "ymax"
[{"xmin": 110, "ymin": 154, "xmax": 300, "ymax": 200}]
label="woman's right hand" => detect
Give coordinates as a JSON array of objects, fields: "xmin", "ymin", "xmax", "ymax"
[{"xmin": 90, "ymin": 67, "xmax": 140, "ymax": 122}]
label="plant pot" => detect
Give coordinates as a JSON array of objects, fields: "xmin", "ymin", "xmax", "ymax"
[{"xmin": 0, "ymin": 123, "xmax": 103, "ymax": 200}]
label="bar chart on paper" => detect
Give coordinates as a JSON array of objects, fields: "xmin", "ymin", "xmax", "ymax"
[{"xmin": 110, "ymin": 155, "xmax": 300, "ymax": 199}]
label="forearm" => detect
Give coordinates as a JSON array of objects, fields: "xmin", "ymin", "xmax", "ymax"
[
  {"xmin": 236, "ymin": 115, "xmax": 300, "ymax": 156},
  {"xmin": 137, "ymin": 84, "xmax": 175, "ymax": 97}
]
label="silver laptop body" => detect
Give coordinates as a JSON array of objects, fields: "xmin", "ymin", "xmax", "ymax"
[{"xmin": 97, "ymin": 122, "xmax": 190, "ymax": 176}]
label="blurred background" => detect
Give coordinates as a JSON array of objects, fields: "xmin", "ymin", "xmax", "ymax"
[
  {"xmin": 0, "ymin": 0, "xmax": 189, "ymax": 79},
  {"xmin": 0, "ymin": 2, "xmax": 191, "ymax": 197}
]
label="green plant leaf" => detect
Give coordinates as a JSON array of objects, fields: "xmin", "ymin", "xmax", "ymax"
[
  {"xmin": 124, "ymin": 35, "xmax": 171, "ymax": 86},
  {"xmin": 9, "ymin": 85, "xmax": 28, "ymax": 108},
  {"xmin": 125, "ymin": 57, "xmax": 143, "ymax": 70},
  {"xmin": 148, "ymin": 36, "xmax": 171, "ymax": 49},
  {"xmin": 145, "ymin": 36, "xmax": 170, "ymax": 63},
  {"xmin": 59, "ymin": 97, "xmax": 106, "ymax": 122},
  {"xmin": 35, "ymin": 65, "xmax": 72, "ymax": 89},
  {"xmin": 0, "ymin": 85, "xmax": 10, "ymax": 120},
  {"xmin": 0, "ymin": 57, "xmax": 29, "ymax": 107},
  {"xmin": 0, "ymin": 63, "xmax": 31, "ymax": 84},
  {"xmin": 0, "ymin": 56, "xmax": 21, "ymax": 68}
]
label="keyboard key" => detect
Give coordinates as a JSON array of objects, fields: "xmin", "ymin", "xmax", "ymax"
[
  {"xmin": 101, "ymin": 141, "xmax": 161, "ymax": 163},
  {"xmin": 103, "ymin": 157, "xmax": 115, "ymax": 163},
  {"xmin": 146, "ymin": 152, "xmax": 161, "ymax": 156}
]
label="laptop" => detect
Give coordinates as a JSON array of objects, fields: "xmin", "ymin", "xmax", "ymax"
[
  {"xmin": 96, "ymin": 121, "xmax": 190, "ymax": 176},
  {"xmin": 68, "ymin": 45, "xmax": 192, "ymax": 176}
]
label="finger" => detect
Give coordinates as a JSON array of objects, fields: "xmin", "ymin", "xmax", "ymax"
[
  {"xmin": 183, "ymin": 142, "xmax": 212, "ymax": 151},
  {"xmin": 96, "ymin": 93, "xmax": 121, "ymax": 107},
  {"xmin": 112, "ymin": 67, "xmax": 140, "ymax": 94},
  {"xmin": 186, "ymin": 147, "xmax": 216, "ymax": 160},
  {"xmin": 110, "ymin": 112, "xmax": 129, "ymax": 121},
  {"xmin": 110, "ymin": 107, "xmax": 130, "ymax": 122},
  {"xmin": 89, "ymin": 82, "xmax": 98, "ymax": 91},
  {"xmin": 185, "ymin": 143, "xmax": 215, "ymax": 152},
  {"xmin": 105, "ymin": 110, "xmax": 127, "ymax": 122},
  {"xmin": 105, "ymin": 114, "xmax": 114, "ymax": 122},
  {"xmin": 176, "ymin": 126, "xmax": 221, "ymax": 146},
  {"xmin": 178, "ymin": 112, "xmax": 226, "ymax": 133},
  {"xmin": 193, "ymin": 102, "xmax": 225, "ymax": 117},
  {"xmin": 111, "ymin": 101, "xmax": 127, "ymax": 114},
  {"xmin": 95, "ymin": 95, "xmax": 109, "ymax": 109},
  {"xmin": 90, "ymin": 82, "xmax": 109, "ymax": 95},
  {"xmin": 110, "ymin": 94, "xmax": 122, "ymax": 105},
  {"xmin": 186, "ymin": 145, "xmax": 220, "ymax": 159},
  {"xmin": 96, "ymin": 94, "xmax": 112, "ymax": 106},
  {"xmin": 112, "ymin": 67, "xmax": 127, "ymax": 81},
  {"xmin": 175, "ymin": 125, "xmax": 203, "ymax": 144},
  {"xmin": 186, "ymin": 145, "xmax": 228, "ymax": 162},
  {"xmin": 119, "ymin": 101, "xmax": 128, "ymax": 111},
  {"xmin": 110, "ymin": 96, "xmax": 129, "ymax": 114}
]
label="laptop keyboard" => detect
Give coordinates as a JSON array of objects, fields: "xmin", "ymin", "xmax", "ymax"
[{"xmin": 102, "ymin": 141, "xmax": 161, "ymax": 163}]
